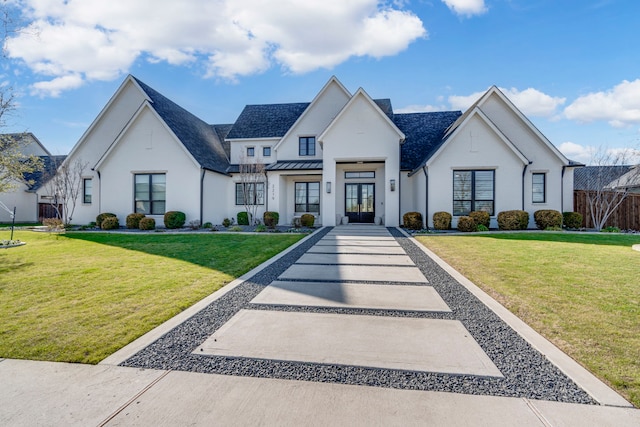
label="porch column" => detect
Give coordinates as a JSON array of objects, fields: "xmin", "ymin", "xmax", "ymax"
[{"xmin": 322, "ymin": 160, "xmax": 337, "ymax": 226}]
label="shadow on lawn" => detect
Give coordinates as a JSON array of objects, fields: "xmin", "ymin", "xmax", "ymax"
[{"xmin": 463, "ymin": 231, "xmax": 640, "ymax": 248}]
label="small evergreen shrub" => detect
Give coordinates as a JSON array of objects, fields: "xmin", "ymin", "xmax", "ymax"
[
  {"xmin": 403, "ymin": 212, "xmax": 423, "ymax": 230},
  {"xmin": 237, "ymin": 211, "xmax": 250, "ymax": 225},
  {"xmin": 477, "ymin": 224, "xmax": 489, "ymax": 232},
  {"xmin": 534, "ymin": 210, "xmax": 562, "ymax": 230},
  {"xmin": 457, "ymin": 216, "xmax": 476, "ymax": 232},
  {"xmin": 255, "ymin": 224, "xmax": 267, "ymax": 232},
  {"xmin": 469, "ymin": 211, "xmax": 490, "ymax": 228},
  {"xmin": 202, "ymin": 222, "xmax": 213, "ymax": 229},
  {"xmin": 433, "ymin": 212, "xmax": 452, "ymax": 230},
  {"xmin": 563, "ymin": 211, "xmax": 583, "ymax": 229},
  {"xmin": 164, "ymin": 211, "xmax": 186, "ymax": 229},
  {"xmin": 301, "ymin": 213, "xmax": 315, "ymax": 227},
  {"xmin": 139, "ymin": 217, "xmax": 156, "ymax": 230},
  {"xmin": 101, "ymin": 216, "xmax": 120, "ymax": 230},
  {"xmin": 497, "ymin": 210, "xmax": 529, "ymax": 230},
  {"xmin": 222, "ymin": 218, "xmax": 233, "ymax": 227},
  {"xmin": 126, "ymin": 213, "xmax": 145, "ymax": 229},
  {"xmin": 96, "ymin": 212, "xmax": 116, "ymax": 229},
  {"xmin": 263, "ymin": 211, "xmax": 280, "ymax": 228}
]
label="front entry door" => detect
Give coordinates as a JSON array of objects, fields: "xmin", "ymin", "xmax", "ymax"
[{"xmin": 345, "ymin": 183, "xmax": 375, "ymax": 223}]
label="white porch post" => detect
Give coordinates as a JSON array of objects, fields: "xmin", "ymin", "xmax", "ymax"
[{"xmin": 322, "ymin": 159, "xmax": 337, "ymax": 226}]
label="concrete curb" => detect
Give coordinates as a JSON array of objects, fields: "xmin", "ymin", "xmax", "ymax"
[
  {"xmin": 99, "ymin": 228, "xmax": 323, "ymax": 366},
  {"xmin": 401, "ymin": 228, "xmax": 632, "ymax": 408}
]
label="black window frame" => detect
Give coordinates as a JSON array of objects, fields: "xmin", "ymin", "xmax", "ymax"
[
  {"xmin": 345, "ymin": 171, "xmax": 375, "ymax": 179},
  {"xmin": 299, "ymin": 136, "xmax": 316, "ymax": 156},
  {"xmin": 295, "ymin": 182, "xmax": 320, "ymax": 213},
  {"xmin": 83, "ymin": 178, "xmax": 92, "ymax": 204},
  {"xmin": 532, "ymin": 173, "xmax": 546, "ymax": 203},
  {"xmin": 263, "ymin": 146, "xmax": 271, "ymax": 157},
  {"xmin": 235, "ymin": 182, "xmax": 265, "ymax": 206},
  {"xmin": 134, "ymin": 173, "xmax": 166, "ymax": 215},
  {"xmin": 246, "ymin": 146, "xmax": 255, "ymax": 157},
  {"xmin": 453, "ymin": 170, "xmax": 495, "ymax": 216}
]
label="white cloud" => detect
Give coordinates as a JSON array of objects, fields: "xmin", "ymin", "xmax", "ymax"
[
  {"xmin": 448, "ymin": 87, "xmax": 565, "ymax": 117},
  {"xmin": 5, "ymin": 0, "xmax": 427, "ymax": 96},
  {"xmin": 558, "ymin": 141, "xmax": 640, "ymax": 165},
  {"xmin": 395, "ymin": 104, "xmax": 448, "ymax": 113},
  {"xmin": 31, "ymin": 74, "xmax": 84, "ymax": 97},
  {"xmin": 441, "ymin": 0, "xmax": 487, "ymax": 17},
  {"xmin": 564, "ymin": 79, "xmax": 640, "ymax": 127}
]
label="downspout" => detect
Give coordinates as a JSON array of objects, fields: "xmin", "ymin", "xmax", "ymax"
[
  {"xmin": 265, "ymin": 171, "xmax": 269, "ymax": 213},
  {"xmin": 398, "ymin": 143, "xmax": 402, "ymax": 227},
  {"xmin": 96, "ymin": 170, "xmax": 101, "ymax": 214},
  {"xmin": 422, "ymin": 165, "xmax": 429, "ymax": 229},
  {"xmin": 522, "ymin": 162, "xmax": 531, "ymax": 211},
  {"xmin": 199, "ymin": 167, "xmax": 205, "ymax": 225},
  {"xmin": 561, "ymin": 165, "xmax": 567, "ymax": 212}
]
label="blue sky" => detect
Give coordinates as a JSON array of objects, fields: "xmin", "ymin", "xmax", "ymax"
[{"xmin": 3, "ymin": 0, "xmax": 639, "ymax": 164}]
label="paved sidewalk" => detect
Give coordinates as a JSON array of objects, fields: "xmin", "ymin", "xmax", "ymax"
[{"xmin": 1, "ymin": 225, "xmax": 638, "ymax": 426}]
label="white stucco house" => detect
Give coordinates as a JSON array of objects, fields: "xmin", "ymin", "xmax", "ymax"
[
  {"xmin": 47, "ymin": 75, "xmax": 580, "ymax": 228},
  {"xmin": 0, "ymin": 133, "xmax": 65, "ymax": 223}
]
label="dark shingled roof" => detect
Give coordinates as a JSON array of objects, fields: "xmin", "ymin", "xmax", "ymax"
[
  {"xmin": 374, "ymin": 99, "xmax": 393, "ymax": 120},
  {"xmin": 394, "ymin": 111, "xmax": 463, "ymax": 171},
  {"xmin": 23, "ymin": 155, "xmax": 67, "ymax": 191},
  {"xmin": 226, "ymin": 103, "xmax": 310, "ymax": 139},
  {"xmin": 132, "ymin": 77, "xmax": 230, "ymax": 174},
  {"xmin": 212, "ymin": 124, "xmax": 234, "ymax": 159},
  {"xmin": 574, "ymin": 165, "xmax": 634, "ymax": 191}
]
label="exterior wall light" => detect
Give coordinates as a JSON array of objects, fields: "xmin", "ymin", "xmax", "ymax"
[
  {"xmin": 326, "ymin": 181, "xmax": 331, "ymax": 193},
  {"xmin": 390, "ymin": 179, "xmax": 396, "ymax": 192}
]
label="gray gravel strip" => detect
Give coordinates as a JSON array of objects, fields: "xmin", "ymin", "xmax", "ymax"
[{"xmin": 120, "ymin": 227, "xmax": 595, "ymax": 404}]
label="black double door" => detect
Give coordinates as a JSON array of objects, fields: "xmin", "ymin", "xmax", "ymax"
[{"xmin": 345, "ymin": 183, "xmax": 375, "ymax": 223}]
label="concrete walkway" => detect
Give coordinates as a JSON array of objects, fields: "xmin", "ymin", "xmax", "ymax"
[{"xmin": 1, "ymin": 225, "xmax": 638, "ymax": 426}]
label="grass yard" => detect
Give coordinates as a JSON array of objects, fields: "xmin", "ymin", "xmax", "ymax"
[
  {"xmin": 416, "ymin": 232, "xmax": 640, "ymax": 407},
  {"xmin": 0, "ymin": 230, "xmax": 305, "ymax": 364}
]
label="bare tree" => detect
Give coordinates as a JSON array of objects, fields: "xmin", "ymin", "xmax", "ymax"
[
  {"xmin": 583, "ymin": 147, "xmax": 640, "ymax": 230},
  {"xmin": 238, "ymin": 153, "xmax": 266, "ymax": 225},
  {"xmin": 43, "ymin": 158, "xmax": 88, "ymax": 225}
]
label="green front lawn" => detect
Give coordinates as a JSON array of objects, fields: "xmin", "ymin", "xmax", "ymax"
[
  {"xmin": 0, "ymin": 230, "xmax": 305, "ymax": 364},
  {"xmin": 416, "ymin": 232, "xmax": 640, "ymax": 407}
]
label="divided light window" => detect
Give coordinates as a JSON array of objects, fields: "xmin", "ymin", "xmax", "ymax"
[
  {"xmin": 345, "ymin": 171, "xmax": 375, "ymax": 179},
  {"xmin": 295, "ymin": 182, "xmax": 320, "ymax": 213},
  {"xmin": 246, "ymin": 147, "xmax": 255, "ymax": 157},
  {"xmin": 453, "ymin": 170, "xmax": 494, "ymax": 216},
  {"xmin": 83, "ymin": 178, "xmax": 92, "ymax": 204},
  {"xmin": 263, "ymin": 146, "xmax": 271, "ymax": 157},
  {"xmin": 235, "ymin": 183, "xmax": 265, "ymax": 205},
  {"xmin": 299, "ymin": 137, "xmax": 316, "ymax": 156},
  {"xmin": 135, "ymin": 173, "xmax": 166, "ymax": 215},
  {"xmin": 532, "ymin": 173, "xmax": 546, "ymax": 203}
]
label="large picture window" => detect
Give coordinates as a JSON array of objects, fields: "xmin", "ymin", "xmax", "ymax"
[
  {"xmin": 532, "ymin": 173, "xmax": 546, "ymax": 203},
  {"xmin": 135, "ymin": 173, "xmax": 166, "ymax": 215},
  {"xmin": 295, "ymin": 182, "xmax": 320, "ymax": 213},
  {"xmin": 83, "ymin": 178, "xmax": 92, "ymax": 204},
  {"xmin": 299, "ymin": 136, "xmax": 316, "ymax": 156},
  {"xmin": 453, "ymin": 170, "xmax": 494, "ymax": 216},
  {"xmin": 235, "ymin": 182, "xmax": 265, "ymax": 205}
]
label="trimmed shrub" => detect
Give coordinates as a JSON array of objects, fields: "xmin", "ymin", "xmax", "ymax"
[
  {"xmin": 457, "ymin": 216, "xmax": 476, "ymax": 232},
  {"xmin": 301, "ymin": 213, "xmax": 315, "ymax": 227},
  {"xmin": 126, "ymin": 213, "xmax": 145, "ymax": 229},
  {"xmin": 469, "ymin": 211, "xmax": 490, "ymax": 228},
  {"xmin": 164, "ymin": 211, "xmax": 186, "ymax": 229},
  {"xmin": 433, "ymin": 212, "xmax": 452, "ymax": 230},
  {"xmin": 139, "ymin": 217, "xmax": 156, "ymax": 230},
  {"xmin": 222, "ymin": 218, "xmax": 233, "ymax": 227},
  {"xmin": 497, "ymin": 210, "xmax": 529, "ymax": 230},
  {"xmin": 563, "ymin": 211, "xmax": 583, "ymax": 229},
  {"xmin": 534, "ymin": 210, "xmax": 562, "ymax": 230},
  {"xmin": 101, "ymin": 216, "xmax": 119, "ymax": 230},
  {"xmin": 96, "ymin": 212, "xmax": 116, "ymax": 229},
  {"xmin": 202, "ymin": 222, "xmax": 213, "ymax": 229},
  {"xmin": 403, "ymin": 212, "xmax": 423, "ymax": 230},
  {"xmin": 263, "ymin": 211, "xmax": 280, "ymax": 228},
  {"xmin": 237, "ymin": 211, "xmax": 250, "ymax": 225}
]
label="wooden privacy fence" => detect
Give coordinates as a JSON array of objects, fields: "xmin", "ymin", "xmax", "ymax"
[{"xmin": 574, "ymin": 190, "xmax": 640, "ymax": 230}]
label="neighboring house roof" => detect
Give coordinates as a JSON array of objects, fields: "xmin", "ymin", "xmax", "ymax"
[
  {"xmin": 132, "ymin": 77, "xmax": 230, "ymax": 174},
  {"xmin": 393, "ymin": 111, "xmax": 462, "ymax": 171},
  {"xmin": 374, "ymin": 99, "xmax": 394, "ymax": 120},
  {"xmin": 1, "ymin": 132, "xmax": 52, "ymax": 157},
  {"xmin": 605, "ymin": 165, "xmax": 640, "ymax": 190},
  {"xmin": 226, "ymin": 103, "xmax": 311, "ymax": 139},
  {"xmin": 23, "ymin": 155, "xmax": 67, "ymax": 191},
  {"xmin": 574, "ymin": 165, "xmax": 634, "ymax": 191}
]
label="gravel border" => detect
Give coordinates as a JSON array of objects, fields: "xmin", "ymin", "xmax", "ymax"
[{"xmin": 120, "ymin": 226, "xmax": 595, "ymax": 404}]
